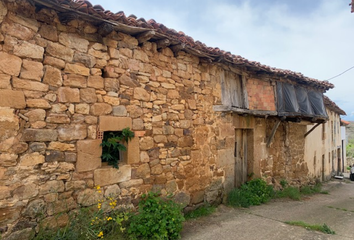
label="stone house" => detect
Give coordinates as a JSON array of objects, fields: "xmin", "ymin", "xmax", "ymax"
[
  {"xmin": 0, "ymin": 0, "xmax": 344, "ymax": 238},
  {"xmin": 304, "ymin": 96, "xmax": 346, "ymax": 181}
]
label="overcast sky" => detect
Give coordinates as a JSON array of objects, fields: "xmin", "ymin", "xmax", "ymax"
[{"xmin": 90, "ymin": 0, "xmax": 354, "ymax": 120}]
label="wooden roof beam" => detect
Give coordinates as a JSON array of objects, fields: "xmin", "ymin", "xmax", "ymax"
[
  {"xmin": 266, "ymin": 118, "xmax": 281, "ymax": 148},
  {"xmin": 304, "ymin": 122, "xmax": 322, "ymax": 138},
  {"xmin": 170, "ymin": 43, "xmax": 186, "ymax": 57},
  {"xmin": 156, "ymin": 39, "xmax": 170, "ymax": 49},
  {"xmin": 136, "ymin": 30, "xmax": 155, "ymax": 44}
]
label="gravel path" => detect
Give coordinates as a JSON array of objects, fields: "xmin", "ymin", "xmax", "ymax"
[{"xmin": 181, "ymin": 179, "xmax": 354, "ymax": 240}]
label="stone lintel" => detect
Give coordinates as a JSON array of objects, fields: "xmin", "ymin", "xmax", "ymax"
[{"xmin": 99, "ymin": 116, "xmax": 132, "ymax": 131}]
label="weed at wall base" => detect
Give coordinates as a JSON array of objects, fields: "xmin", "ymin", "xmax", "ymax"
[
  {"xmin": 128, "ymin": 192, "xmax": 185, "ymax": 240},
  {"xmin": 227, "ymin": 178, "xmax": 274, "ymax": 208},
  {"xmin": 184, "ymin": 204, "xmax": 216, "ymax": 220}
]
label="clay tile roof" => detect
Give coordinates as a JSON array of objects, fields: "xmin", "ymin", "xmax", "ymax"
[
  {"xmin": 341, "ymin": 119, "xmax": 350, "ymax": 126},
  {"xmin": 323, "ymin": 95, "xmax": 346, "ymax": 115},
  {"xmin": 39, "ymin": 0, "xmax": 334, "ymax": 90}
]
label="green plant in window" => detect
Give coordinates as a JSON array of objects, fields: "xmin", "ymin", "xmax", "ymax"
[{"xmin": 100, "ymin": 127, "xmax": 134, "ymax": 168}]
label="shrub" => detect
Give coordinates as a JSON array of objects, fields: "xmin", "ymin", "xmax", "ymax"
[
  {"xmin": 227, "ymin": 178, "xmax": 274, "ymax": 208},
  {"xmin": 128, "ymin": 192, "xmax": 185, "ymax": 240}
]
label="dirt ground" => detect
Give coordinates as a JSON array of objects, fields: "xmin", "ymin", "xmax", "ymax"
[{"xmin": 181, "ymin": 178, "xmax": 354, "ymax": 240}]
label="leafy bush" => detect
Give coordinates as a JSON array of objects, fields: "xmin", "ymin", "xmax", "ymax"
[
  {"xmin": 128, "ymin": 192, "xmax": 185, "ymax": 240},
  {"xmin": 184, "ymin": 204, "xmax": 216, "ymax": 220},
  {"xmin": 227, "ymin": 178, "xmax": 274, "ymax": 208}
]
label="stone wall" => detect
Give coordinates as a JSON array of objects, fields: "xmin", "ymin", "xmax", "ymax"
[
  {"xmin": 261, "ymin": 120, "xmax": 308, "ymax": 187},
  {"xmin": 232, "ymin": 116, "xmax": 310, "ymax": 188},
  {"xmin": 0, "ymin": 0, "xmax": 328, "ymax": 238},
  {"xmin": 0, "ymin": 0, "xmax": 230, "ymax": 237}
]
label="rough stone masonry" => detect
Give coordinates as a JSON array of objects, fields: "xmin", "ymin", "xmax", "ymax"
[
  {"xmin": 0, "ymin": 0, "xmax": 231, "ymax": 237},
  {"xmin": 0, "ymin": 0, "xmax": 322, "ymax": 238}
]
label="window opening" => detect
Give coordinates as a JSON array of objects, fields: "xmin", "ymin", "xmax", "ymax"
[
  {"xmin": 100, "ymin": 128, "xmax": 134, "ymax": 168},
  {"xmin": 221, "ymin": 72, "xmax": 248, "ymax": 109}
]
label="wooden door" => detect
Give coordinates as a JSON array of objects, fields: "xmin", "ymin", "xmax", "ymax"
[
  {"xmin": 337, "ymin": 148, "xmax": 341, "ymax": 175},
  {"xmin": 235, "ymin": 129, "xmax": 248, "ymax": 188},
  {"xmin": 321, "ymin": 155, "xmax": 325, "ymax": 181}
]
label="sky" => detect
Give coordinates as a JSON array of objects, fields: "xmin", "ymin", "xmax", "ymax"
[{"xmin": 90, "ymin": 0, "xmax": 354, "ymax": 120}]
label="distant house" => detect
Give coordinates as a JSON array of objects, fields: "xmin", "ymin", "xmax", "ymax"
[
  {"xmin": 0, "ymin": 0, "xmax": 346, "ymax": 238},
  {"xmin": 304, "ymin": 96, "xmax": 346, "ymax": 181},
  {"xmin": 341, "ymin": 119, "xmax": 350, "ymax": 168}
]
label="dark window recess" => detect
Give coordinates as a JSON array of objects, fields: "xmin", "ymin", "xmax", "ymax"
[
  {"xmin": 101, "ymin": 131, "xmax": 124, "ymax": 167},
  {"xmin": 276, "ymin": 82, "xmax": 327, "ymax": 118}
]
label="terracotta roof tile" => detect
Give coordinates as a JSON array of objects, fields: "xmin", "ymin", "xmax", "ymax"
[
  {"xmin": 324, "ymin": 95, "xmax": 346, "ymax": 115},
  {"xmin": 43, "ymin": 0, "xmax": 334, "ymax": 89},
  {"xmin": 341, "ymin": 119, "xmax": 350, "ymax": 126}
]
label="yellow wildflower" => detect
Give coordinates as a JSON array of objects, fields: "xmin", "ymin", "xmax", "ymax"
[{"xmin": 97, "ymin": 231, "xmax": 104, "ymax": 238}]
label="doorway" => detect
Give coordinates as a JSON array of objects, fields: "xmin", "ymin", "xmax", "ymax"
[
  {"xmin": 234, "ymin": 129, "xmax": 251, "ymax": 188},
  {"xmin": 321, "ymin": 155, "xmax": 325, "ymax": 181},
  {"xmin": 337, "ymin": 148, "xmax": 341, "ymax": 175}
]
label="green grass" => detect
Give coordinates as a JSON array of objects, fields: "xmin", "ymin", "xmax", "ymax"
[
  {"xmin": 184, "ymin": 205, "xmax": 216, "ymax": 220},
  {"xmin": 300, "ymin": 183, "xmax": 323, "ymax": 195},
  {"xmin": 275, "ymin": 183, "xmax": 326, "ymax": 200},
  {"xmin": 285, "ymin": 221, "xmax": 335, "ymax": 234},
  {"xmin": 275, "ymin": 186, "xmax": 301, "ymax": 200},
  {"xmin": 228, "ymin": 180, "xmax": 328, "ymax": 209},
  {"xmin": 327, "ymin": 206, "xmax": 352, "ymax": 212}
]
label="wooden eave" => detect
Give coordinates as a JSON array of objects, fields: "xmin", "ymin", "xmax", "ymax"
[
  {"xmin": 213, "ymin": 105, "xmax": 328, "ymax": 124},
  {"xmin": 213, "ymin": 105, "xmax": 278, "ymax": 117},
  {"xmin": 32, "ymin": 0, "xmax": 215, "ymax": 60},
  {"xmin": 31, "ymin": 0, "xmax": 332, "ymax": 91}
]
